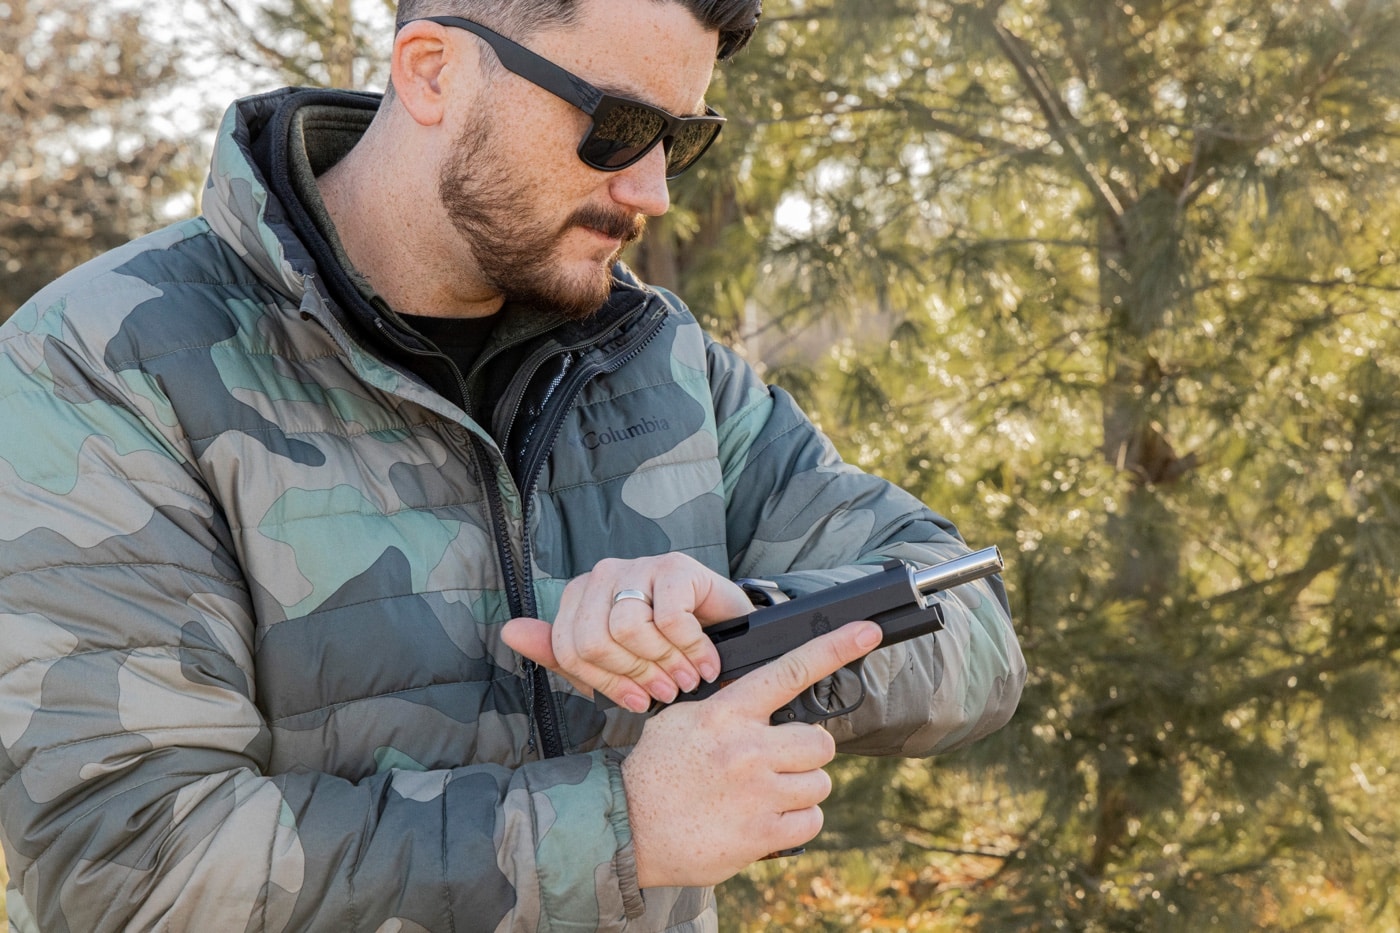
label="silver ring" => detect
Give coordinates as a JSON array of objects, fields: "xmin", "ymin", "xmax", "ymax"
[{"xmin": 612, "ymin": 589, "xmax": 652, "ymax": 607}]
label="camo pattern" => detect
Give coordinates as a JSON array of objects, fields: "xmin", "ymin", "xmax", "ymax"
[{"xmin": 0, "ymin": 88, "xmax": 1025, "ymax": 932}]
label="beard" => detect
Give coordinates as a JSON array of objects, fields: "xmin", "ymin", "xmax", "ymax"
[{"xmin": 437, "ymin": 113, "xmax": 646, "ymax": 320}]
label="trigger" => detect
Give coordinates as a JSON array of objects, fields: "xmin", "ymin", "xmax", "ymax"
[
  {"xmin": 810, "ymin": 661, "xmax": 867, "ymax": 720},
  {"xmin": 800, "ymin": 676, "xmax": 865, "ymax": 721}
]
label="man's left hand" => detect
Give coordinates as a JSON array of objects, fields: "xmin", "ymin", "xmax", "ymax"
[{"xmin": 501, "ymin": 554, "xmax": 755, "ymax": 713}]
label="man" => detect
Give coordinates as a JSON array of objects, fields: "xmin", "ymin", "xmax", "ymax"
[{"xmin": 0, "ymin": 0, "xmax": 1025, "ymax": 929}]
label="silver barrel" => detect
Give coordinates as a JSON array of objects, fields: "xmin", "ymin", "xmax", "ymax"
[{"xmin": 911, "ymin": 546, "xmax": 1004, "ymax": 598}]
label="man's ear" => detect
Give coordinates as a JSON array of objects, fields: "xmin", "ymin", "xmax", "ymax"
[{"xmin": 390, "ymin": 20, "xmax": 469, "ymax": 127}]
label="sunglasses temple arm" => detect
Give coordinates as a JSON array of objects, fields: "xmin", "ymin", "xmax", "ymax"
[{"xmin": 448, "ymin": 16, "xmax": 604, "ymax": 114}]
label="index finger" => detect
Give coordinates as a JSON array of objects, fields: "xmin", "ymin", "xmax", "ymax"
[
  {"xmin": 651, "ymin": 571, "xmax": 751, "ymax": 679},
  {"xmin": 716, "ymin": 621, "xmax": 883, "ymax": 718}
]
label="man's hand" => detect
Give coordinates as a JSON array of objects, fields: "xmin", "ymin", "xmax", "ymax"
[
  {"xmin": 622, "ymin": 619, "xmax": 884, "ymax": 889},
  {"xmin": 500, "ymin": 554, "xmax": 755, "ymax": 713}
]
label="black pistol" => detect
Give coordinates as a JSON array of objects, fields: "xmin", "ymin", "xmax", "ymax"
[{"xmin": 604, "ymin": 546, "xmax": 1005, "ymax": 725}]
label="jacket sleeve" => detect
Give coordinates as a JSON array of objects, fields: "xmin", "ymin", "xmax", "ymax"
[
  {"xmin": 705, "ymin": 336, "xmax": 1026, "ymax": 757},
  {"xmin": 0, "ymin": 311, "xmax": 641, "ymax": 932}
]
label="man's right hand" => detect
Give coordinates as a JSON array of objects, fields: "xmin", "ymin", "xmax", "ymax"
[{"xmin": 621, "ymin": 619, "xmax": 884, "ymax": 889}]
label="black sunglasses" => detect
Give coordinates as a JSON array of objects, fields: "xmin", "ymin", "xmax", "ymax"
[{"xmin": 402, "ymin": 15, "xmax": 725, "ymax": 179}]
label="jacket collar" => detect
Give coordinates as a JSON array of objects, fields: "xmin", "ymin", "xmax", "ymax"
[{"xmin": 202, "ymin": 88, "xmax": 381, "ymax": 305}]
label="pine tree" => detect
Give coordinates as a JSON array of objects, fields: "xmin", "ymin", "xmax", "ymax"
[
  {"xmin": 696, "ymin": 1, "xmax": 1400, "ymax": 928},
  {"xmin": 197, "ymin": 0, "xmax": 394, "ymax": 91},
  {"xmin": 0, "ymin": 0, "xmax": 197, "ymax": 319},
  {"xmin": 14, "ymin": 0, "xmax": 1395, "ymax": 925}
]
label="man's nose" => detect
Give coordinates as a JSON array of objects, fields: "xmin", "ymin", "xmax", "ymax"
[{"xmin": 607, "ymin": 144, "xmax": 671, "ymax": 217}]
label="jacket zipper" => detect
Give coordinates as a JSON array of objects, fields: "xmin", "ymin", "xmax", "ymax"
[
  {"xmin": 369, "ymin": 316, "xmax": 551, "ymax": 754},
  {"xmin": 515, "ymin": 307, "xmax": 668, "ymax": 497},
  {"xmin": 371, "ymin": 317, "xmax": 472, "ymax": 411},
  {"xmin": 472, "ymin": 437, "xmax": 555, "ymax": 757},
  {"xmin": 509, "ymin": 301, "xmax": 670, "ymax": 759},
  {"xmin": 374, "ymin": 300, "xmax": 668, "ymax": 761}
]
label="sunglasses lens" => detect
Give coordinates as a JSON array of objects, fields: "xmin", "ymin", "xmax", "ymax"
[
  {"xmin": 583, "ymin": 104, "xmax": 669, "ymax": 169},
  {"xmin": 582, "ymin": 100, "xmax": 723, "ymax": 176},
  {"xmin": 664, "ymin": 122, "xmax": 721, "ymax": 176}
]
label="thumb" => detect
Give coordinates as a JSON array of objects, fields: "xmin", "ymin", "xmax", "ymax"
[
  {"xmin": 718, "ymin": 620, "xmax": 883, "ymax": 718},
  {"xmin": 501, "ymin": 617, "xmax": 557, "ymax": 669},
  {"xmin": 501, "ymin": 618, "xmax": 595, "ymax": 698}
]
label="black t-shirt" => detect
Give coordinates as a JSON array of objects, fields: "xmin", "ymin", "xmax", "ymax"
[{"xmin": 401, "ymin": 313, "xmax": 499, "ymax": 382}]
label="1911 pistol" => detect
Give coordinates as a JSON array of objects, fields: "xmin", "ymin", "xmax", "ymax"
[{"xmin": 610, "ymin": 546, "xmax": 1005, "ymax": 725}]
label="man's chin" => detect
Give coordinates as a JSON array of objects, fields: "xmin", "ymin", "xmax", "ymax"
[
  {"xmin": 560, "ymin": 264, "xmax": 620, "ymax": 320},
  {"xmin": 508, "ymin": 262, "xmax": 616, "ymax": 320}
]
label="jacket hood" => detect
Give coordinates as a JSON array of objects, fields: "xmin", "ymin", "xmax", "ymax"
[{"xmin": 201, "ymin": 87, "xmax": 382, "ymax": 304}]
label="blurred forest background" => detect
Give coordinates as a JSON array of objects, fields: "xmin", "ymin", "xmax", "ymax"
[{"xmin": 4, "ymin": 0, "xmax": 1399, "ymax": 929}]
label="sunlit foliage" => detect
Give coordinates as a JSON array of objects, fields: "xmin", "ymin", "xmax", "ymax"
[
  {"xmin": 695, "ymin": 1, "xmax": 1400, "ymax": 929},
  {"xmin": 0, "ymin": 0, "xmax": 199, "ymax": 318},
  {"xmin": 4, "ymin": 0, "xmax": 1398, "ymax": 928}
]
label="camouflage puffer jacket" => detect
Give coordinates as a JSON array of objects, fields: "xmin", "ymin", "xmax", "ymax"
[{"xmin": 0, "ymin": 90, "xmax": 1025, "ymax": 932}]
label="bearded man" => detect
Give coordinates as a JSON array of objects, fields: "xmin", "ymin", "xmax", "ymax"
[{"xmin": 0, "ymin": 1, "xmax": 1025, "ymax": 930}]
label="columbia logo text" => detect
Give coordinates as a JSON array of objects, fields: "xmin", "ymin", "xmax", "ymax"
[{"xmin": 577, "ymin": 417, "xmax": 672, "ymax": 450}]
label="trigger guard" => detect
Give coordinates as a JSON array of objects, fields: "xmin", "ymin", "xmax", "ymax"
[{"xmin": 800, "ymin": 660, "xmax": 868, "ymax": 721}]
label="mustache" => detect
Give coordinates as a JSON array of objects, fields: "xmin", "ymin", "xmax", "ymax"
[{"xmin": 569, "ymin": 206, "xmax": 646, "ymax": 244}]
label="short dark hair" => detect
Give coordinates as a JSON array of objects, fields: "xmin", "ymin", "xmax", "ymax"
[{"xmin": 395, "ymin": 0, "xmax": 762, "ymax": 61}]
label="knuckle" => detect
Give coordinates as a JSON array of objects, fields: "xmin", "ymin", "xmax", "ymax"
[
  {"xmin": 576, "ymin": 636, "xmax": 615, "ymax": 665},
  {"xmin": 652, "ymin": 608, "xmax": 698, "ymax": 642},
  {"xmin": 609, "ymin": 612, "xmax": 648, "ymax": 639},
  {"xmin": 774, "ymin": 655, "xmax": 815, "ymax": 696},
  {"xmin": 655, "ymin": 551, "xmax": 697, "ymax": 576},
  {"xmin": 621, "ymin": 654, "xmax": 654, "ymax": 679},
  {"xmin": 554, "ymin": 641, "xmax": 580, "ymax": 667},
  {"xmin": 595, "ymin": 672, "xmax": 627, "ymax": 698},
  {"xmin": 561, "ymin": 574, "xmax": 590, "ymax": 601},
  {"xmin": 779, "ymin": 806, "xmax": 823, "ymax": 847},
  {"xmin": 593, "ymin": 556, "xmax": 630, "ymax": 576}
]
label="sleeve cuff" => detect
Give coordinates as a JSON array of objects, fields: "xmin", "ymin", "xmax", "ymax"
[{"xmin": 602, "ymin": 748, "xmax": 646, "ymax": 919}]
